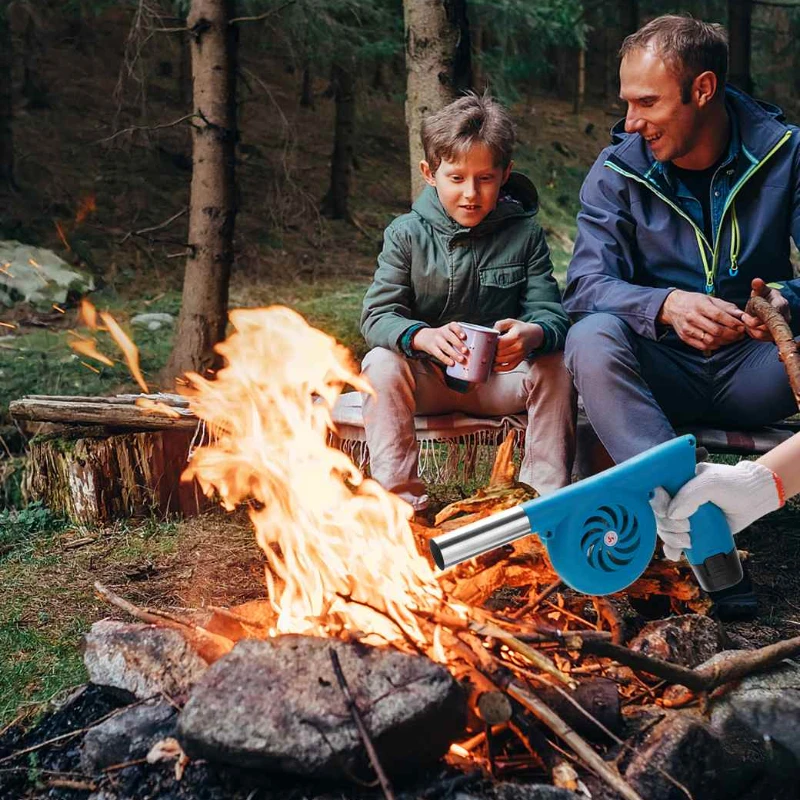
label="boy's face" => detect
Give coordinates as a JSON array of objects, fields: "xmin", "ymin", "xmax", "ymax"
[{"xmin": 420, "ymin": 143, "xmax": 512, "ymax": 228}]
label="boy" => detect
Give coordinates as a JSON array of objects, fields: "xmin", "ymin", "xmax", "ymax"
[{"xmin": 360, "ymin": 93, "xmax": 576, "ymax": 514}]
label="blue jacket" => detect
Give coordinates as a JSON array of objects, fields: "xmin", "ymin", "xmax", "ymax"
[{"xmin": 564, "ymin": 86, "xmax": 800, "ymax": 341}]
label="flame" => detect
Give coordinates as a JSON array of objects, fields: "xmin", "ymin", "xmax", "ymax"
[
  {"xmin": 69, "ymin": 336, "xmax": 114, "ymax": 367},
  {"xmin": 75, "ymin": 194, "xmax": 97, "ymax": 226},
  {"xmin": 136, "ymin": 397, "xmax": 182, "ymax": 418},
  {"xmin": 54, "ymin": 220, "xmax": 72, "ymax": 252},
  {"xmin": 80, "ymin": 299, "xmax": 98, "ymax": 330},
  {"xmin": 0, "ymin": 262, "xmax": 13, "ymax": 278},
  {"xmin": 99, "ymin": 311, "xmax": 149, "ymax": 393},
  {"xmin": 183, "ymin": 307, "xmax": 456, "ymax": 647}
]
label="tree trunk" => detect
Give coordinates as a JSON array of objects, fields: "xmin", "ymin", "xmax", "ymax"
[
  {"xmin": 623, "ymin": 0, "xmax": 639, "ymax": 35},
  {"xmin": 165, "ymin": 0, "xmax": 238, "ymax": 380},
  {"xmin": 728, "ymin": 0, "xmax": 753, "ymax": 94},
  {"xmin": 573, "ymin": 47, "xmax": 586, "ymax": 114},
  {"xmin": 404, "ymin": 0, "xmax": 472, "ymax": 202},
  {"xmin": 320, "ymin": 59, "xmax": 356, "ymax": 221},
  {"xmin": 0, "ymin": 8, "xmax": 14, "ymax": 190},
  {"xmin": 300, "ymin": 61, "xmax": 314, "ymax": 108}
]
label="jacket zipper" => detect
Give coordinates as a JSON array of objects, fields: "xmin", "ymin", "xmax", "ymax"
[{"xmin": 604, "ymin": 128, "xmax": 793, "ymax": 295}]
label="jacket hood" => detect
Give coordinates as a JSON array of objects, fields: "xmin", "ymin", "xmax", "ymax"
[
  {"xmin": 412, "ymin": 171, "xmax": 539, "ymax": 235},
  {"xmin": 607, "ymin": 85, "xmax": 788, "ymax": 174}
]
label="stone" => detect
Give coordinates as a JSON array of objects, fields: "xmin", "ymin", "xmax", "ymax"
[
  {"xmin": 0, "ymin": 240, "xmax": 93, "ymax": 309},
  {"xmin": 130, "ymin": 312, "xmax": 175, "ymax": 330},
  {"xmin": 624, "ymin": 711, "xmax": 727, "ymax": 800},
  {"xmin": 80, "ymin": 698, "xmax": 177, "ymax": 772},
  {"xmin": 628, "ymin": 614, "xmax": 723, "ymax": 668},
  {"xmin": 493, "ymin": 784, "xmax": 582, "ymax": 799},
  {"xmin": 177, "ymin": 635, "xmax": 466, "ymax": 778},
  {"xmin": 732, "ymin": 692, "xmax": 800, "ymax": 760},
  {"xmin": 709, "ymin": 653, "xmax": 800, "ymax": 770},
  {"xmin": 83, "ymin": 620, "xmax": 209, "ymax": 700}
]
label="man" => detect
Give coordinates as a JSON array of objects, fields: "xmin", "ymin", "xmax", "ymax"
[{"xmin": 563, "ymin": 15, "xmax": 800, "ymax": 619}]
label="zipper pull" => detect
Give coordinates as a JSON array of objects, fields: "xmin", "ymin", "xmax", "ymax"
[
  {"xmin": 729, "ymin": 255, "xmax": 738, "ymax": 277},
  {"xmin": 705, "ymin": 276, "xmax": 714, "ymax": 294}
]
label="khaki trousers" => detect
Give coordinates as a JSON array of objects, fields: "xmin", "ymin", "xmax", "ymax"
[{"xmin": 360, "ymin": 348, "xmax": 577, "ymax": 510}]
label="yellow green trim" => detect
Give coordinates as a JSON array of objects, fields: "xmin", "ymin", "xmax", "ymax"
[
  {"xmin": 729, "ymin": 202, "xmax": 740, "ymax": 276},
  {"xmin": 605, "ymin": 128, "xmax": 793, "ymax": 295},
  {"xmin": 710, "ymin": 130, "xmax": 793, "ymax": 283},
  {"xmin": 604, "ymin": 161, "xmax": 714, "ymax": 291}
]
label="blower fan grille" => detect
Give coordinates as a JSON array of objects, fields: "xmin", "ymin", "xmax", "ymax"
[{"xmin": 579, "ymin": 504, "xmax": 641, "ymax": 573}]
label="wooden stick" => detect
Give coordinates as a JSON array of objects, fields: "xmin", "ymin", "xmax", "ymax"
[
  {"xmin": 592, "ymin": 597, "xmax": 625, "ymax": 645},
  {"xmin": 329, "ymin": 648, "xmax": 396, "ymax": 800},
  {"xmin": 499, "ymin": 678, "xmax": 645, "ymax": 800},
  {"xmin": 509, "ymin": 579, "xmax": 563, "ymax": 619},
  {"xmin": 468, "ymin": 619, "xmax": 577, "ymax": 689},
  {"xmin": 746, "ymin": 294, "xmax": 800, "ymax": 408},
  {"xmin": 93, "ymin": 582, "xmax": 233, "ymax": 663},
  {"xmin": 578, "ymin": 638, "xmax": 707, "ymax": 693}
]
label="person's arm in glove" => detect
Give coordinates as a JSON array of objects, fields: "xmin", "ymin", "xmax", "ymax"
[{"xmin": 650, "ymin": 432, "xmax": 800, "ymax": 560}]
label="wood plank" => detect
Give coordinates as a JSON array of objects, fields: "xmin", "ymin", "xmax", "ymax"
[{"xmin": 10, "ymin": 398, "xmax": 198, "ymax": 430}]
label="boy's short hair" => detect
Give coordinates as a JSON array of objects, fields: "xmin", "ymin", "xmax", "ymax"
[
  {"xmin": 620, "ymin": 14, "xmax": 728, "ymax": 103},
  {"xmin": 421, "ymin": 92, "xmax": 515, "ymax": 174}
]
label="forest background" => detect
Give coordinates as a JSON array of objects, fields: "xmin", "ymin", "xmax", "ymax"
[{"xmin": 2, "ymin": 0, "xmax": 800, "ymax": 723}]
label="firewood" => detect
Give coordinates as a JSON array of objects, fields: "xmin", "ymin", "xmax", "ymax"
[
  {"xmin": 746, "ymin": 294, "xmax": 800, "ymax": 409},
  {"xmin": 93, "ymin": 582, "xmax": 233, "ymax": 663},
  {"xmin": 329, "ymin": 648, "xmax": 396, "ymax": 800}
]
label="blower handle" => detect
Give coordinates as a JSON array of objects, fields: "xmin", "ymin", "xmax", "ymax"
[{"xmin": 684, "ymin": 501, "xmax": 743, "ymax": 593}]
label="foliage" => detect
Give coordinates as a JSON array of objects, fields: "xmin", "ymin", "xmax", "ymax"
[
  {"xmin": 472, "ymin": 0, "xmax": 588, "ymax": 101},
  {"xmin": 0, "ymin": 502, "xmax": 67, "ymax": 559}
]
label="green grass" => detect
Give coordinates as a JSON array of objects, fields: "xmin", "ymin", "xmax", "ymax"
[{"xmin": 0, "ymin": 514, "xmax": 182, "ymax": 727}]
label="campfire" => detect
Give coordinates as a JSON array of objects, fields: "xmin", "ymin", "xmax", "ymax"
[{"xmin": 6, "ymin": 304, "xmax": 800, "ymax": 800}]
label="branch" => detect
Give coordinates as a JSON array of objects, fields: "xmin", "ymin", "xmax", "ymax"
[
  {"xmin": 95, "ymin": 114, "xmax": 196, "ymax": 145},
  {"xmin": 93, "ymin": 582, "xmax": 233, "ymax": 663},
  {"xmin": 745, "ymin": 295, "xmax": 800, "ymax": 408},
  {"xmin": 498, "ymin": 676, "xmax": 646, "ymax": 800},
  {"xmin": 329, "ymin": 649, "xmax": 396, "ymax": 800},
  {"xmin": 229, "ymin": 0, "xmax": 296, "ymax": 24},
  {"xmin": 121, "ymin": 207, "xmax": 189, "ymax": 243}
]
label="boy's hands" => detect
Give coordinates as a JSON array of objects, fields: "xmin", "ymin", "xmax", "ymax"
[
  {"xmin": 412, "ymin": 323, "xmax": 468, "ymax": 366},
  {"xmin": 741, "ymin": 278, "xmax": 791, "ymax": 341},
  {"xmin": 493, "ymin": 319, "xmax": 544, "ymax": 371}
]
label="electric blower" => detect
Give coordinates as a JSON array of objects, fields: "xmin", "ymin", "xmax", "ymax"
[{"xmin": 429, "ymin": 435, "xmax": 742, "ymax": 596}]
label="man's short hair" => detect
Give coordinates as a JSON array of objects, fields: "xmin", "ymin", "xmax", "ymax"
[
  {"xmin": 421, "ymin": 92, "xmax": 515, "ymax": 173},
  {"xmin": 620, "ymin": 14, "xmax": 728, "ymax": 103}
]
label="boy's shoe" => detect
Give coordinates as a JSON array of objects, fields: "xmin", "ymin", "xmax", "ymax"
[{"xmin": 707, "ymin": 563, "xmax": 758, "ymax": 622}]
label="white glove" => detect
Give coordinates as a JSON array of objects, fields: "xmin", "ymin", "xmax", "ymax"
[{"xmin": 650, "ymin": 461, "xmax": 784, "ymax": 561}]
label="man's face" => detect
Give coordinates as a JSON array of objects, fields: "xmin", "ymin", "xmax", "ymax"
[
  {"xmin": 421, "ymin": 143, "xmax": 512, "ymax": 228},
  {"xmin": 620, "ymin": 47, "xmax": 704, "ymax": 164}
]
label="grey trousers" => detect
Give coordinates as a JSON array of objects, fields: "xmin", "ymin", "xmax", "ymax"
[{"xmin": 360, "ymin": 348, "xmax": 577, "ymax": 510}]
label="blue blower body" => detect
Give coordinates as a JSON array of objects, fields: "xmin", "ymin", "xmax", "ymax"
[{"xmin": 429, "ymin": 435, "xmax": 742, "ymax": 596}]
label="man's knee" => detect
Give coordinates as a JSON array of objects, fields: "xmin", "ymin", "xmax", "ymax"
[
  {"xmin": 565, "ymin": 314, "xmax": 634, "ymax": 376},
  {"xmin": 361, "ymin": 347, "xmax": 412, "ymax": 390}
]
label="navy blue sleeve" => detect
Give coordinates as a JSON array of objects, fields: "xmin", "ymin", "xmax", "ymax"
[{"xmin": 563, "ymin": 153, "xmax": 673, "ymax": 340}]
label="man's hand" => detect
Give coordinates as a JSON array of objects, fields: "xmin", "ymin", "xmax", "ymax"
[
  {"xmin": 741, "ymin": 277, "xmax": 791, "ymax": 342},
  {"xmin": 658, "ymin": 289, "xmax": 745, "ymax": 351},
  {"xmin": 412, "ymin": 323, "xmax": 468, "ymax": 366},
  {"xmin": 493, "ymin": 319, "xmax": 544, "ymax": 372}
]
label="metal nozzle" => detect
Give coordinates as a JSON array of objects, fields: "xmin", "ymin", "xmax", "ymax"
[{"xmin": 429, "ymin": 506, "xmax": 533, "ymax": 570}]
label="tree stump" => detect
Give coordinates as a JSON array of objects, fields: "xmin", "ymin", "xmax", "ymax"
[
  {"xmin": 11, "ymin": 394, "xmax": 211, "ymax": 524},
  {"xmin": 24, "ymin": 428, "xmax": 210, "ymax": 524}
]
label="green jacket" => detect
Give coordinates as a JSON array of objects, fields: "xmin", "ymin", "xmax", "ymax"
[{"xmin": 360, "ymin": 173, "xmax": 569, "ymax": 355}]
